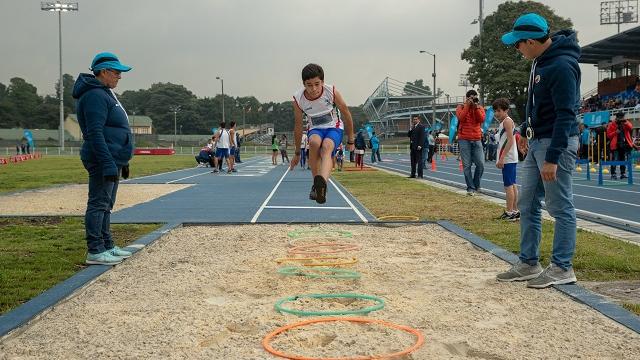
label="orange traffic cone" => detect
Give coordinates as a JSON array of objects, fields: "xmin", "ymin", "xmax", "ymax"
[
  {"xmin": 459, "ymin": 160, "xmax": 463, "ymax": 171},
  {"xmin": 431, "ymin": 159, "xmax": 437, "ymax": 171}
]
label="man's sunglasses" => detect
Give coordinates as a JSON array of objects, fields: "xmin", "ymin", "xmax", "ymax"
[{"xmin": 514, "ymin": 39, "xmax": 526, "ymax": 49}]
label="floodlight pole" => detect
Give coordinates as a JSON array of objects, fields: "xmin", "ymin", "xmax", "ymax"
[
  {"xmin": 41, "ymin": 1, "xmax": 78, "ymax": 152},
  {"xmin": 478, "ymin": 0, "xmax": 484, "ymax": 106},
  {"xmin": 419, "ymin": 51, "xmax": 437, "ymax": 125},
  {"xmin": 216, "ymin": 76, "xmax": 225, "ymax": 123}
]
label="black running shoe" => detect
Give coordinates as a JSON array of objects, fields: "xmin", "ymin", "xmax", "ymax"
[
  {"xmin": 309, "ymin": 185, "xmax": 317, "ymax": 201},
  {"xmin": 313, "ymin": 175, "xmax": 327, "ymax": 204}
]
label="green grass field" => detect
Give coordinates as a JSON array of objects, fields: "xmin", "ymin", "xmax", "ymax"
[
  {"xmin": 0, "ymin": 217, "xmax": 161, "ymax": 315},
  {"xmin": 0, "ymin": 155, "xmax": 198, "ymax": 194}
]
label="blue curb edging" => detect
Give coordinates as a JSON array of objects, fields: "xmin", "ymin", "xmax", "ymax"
[
  {"xmin": 437, "ymin": 220, "xmax": 640, "ymax": 334},
  {"xmin": 0, "ymin": 222, "xmax": 181, "ymax": 339}
]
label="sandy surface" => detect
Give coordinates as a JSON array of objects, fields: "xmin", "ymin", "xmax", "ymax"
[
  {"xmin": 1, "ymin": 224, "xmax": 639, "ymax": 359},
  {"xmin": 0, "ymin": 184, "xmax": 190, "ymax": 216}
]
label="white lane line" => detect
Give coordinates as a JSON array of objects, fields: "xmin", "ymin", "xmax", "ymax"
[
  {"xmin": 166, "ymin": 171, "xmax": 211, "ymax": 184},
  {"xmin": 328, "ymin": 179, "xmax": 368, "ymax": 223},
  {"xmin": 251, "ymin": 169, "xmax": 289, "ymax": 223},
  {"xmin": 378, "ymin": 162, "xmax": 640, "ymax": 207},
  {"xmin": 374, "ymin": 163, "xmax": 640, "ymax": 216},
  {"xmin": 265, "ymin": 206, "xmax": 352, "ymax": 210}
]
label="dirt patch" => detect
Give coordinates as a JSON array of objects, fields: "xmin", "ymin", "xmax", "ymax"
[
  {"xmin": 0, "ymin": 224, "xmax": 638, "ymax": 359},
  {"xmin": 0, "ymin": 184, "xmax": 191, "ymax": 216},
  {"xmin": 582, "ymin": 280, "xmax": 640, "ymax": 305},
  {"xmin": 0, "ymin": 216, "xmax": 65, "ymax": 227}
]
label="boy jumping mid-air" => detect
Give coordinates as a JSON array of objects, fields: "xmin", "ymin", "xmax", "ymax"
[{"xmin": 289, "ymin": 63, "xmax": 355, "ymax": 204}]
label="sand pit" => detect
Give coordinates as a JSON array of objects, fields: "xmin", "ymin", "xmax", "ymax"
[
  {"xmin": 1, "ymin": 223, "xmax": 639, "ymax": 359},
  {"xmin": 0, "ymin": 184, "xmax": 190, "ymax": 216}
]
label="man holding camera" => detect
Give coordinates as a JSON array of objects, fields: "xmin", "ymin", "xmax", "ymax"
[
  {"xmin": 456, "ymin": 89, "xmax": 486, "ymax": 195},
  {"xmin": 607, "ymin": 112, "xmax": 635, "ymax": 179}
]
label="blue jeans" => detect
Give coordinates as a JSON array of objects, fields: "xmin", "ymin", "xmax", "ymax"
[
  {"xmin": 371, "ymin": 148, "xmax": 381, "ymax": 163},
  {"xmin": 518, "ymin": 137, "xmax": 578, "ymax": 270},
  {"xmin": 458, "ymin": 140, "xmax": 484, "ymax": 191},
  {"xmin": 83, "ymin": 161, "xmax": 119, "ymax": 254},
  {"xmin": 235, "ymin": 147, "xmax": 241, "ymax": 162}
]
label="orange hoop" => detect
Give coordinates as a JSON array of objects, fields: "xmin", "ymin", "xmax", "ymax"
[
  {"xmin": 287, "ymin": 243, "xmax": 362, "ymax": 255},
  {"xmin": 262, "ymin": 317, "xmax": 425, "ymax": 360}
]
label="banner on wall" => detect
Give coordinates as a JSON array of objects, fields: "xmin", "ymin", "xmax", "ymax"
[
  {"xmin": 482, "ymin": 107, "xmax": 495, "ymax": 133},
  {"xmin": 448, "ymin": 115, "xmax": 458, "ymax": 143}
]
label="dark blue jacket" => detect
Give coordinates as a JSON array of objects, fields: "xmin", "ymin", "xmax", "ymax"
[
  {"xmin": 72, "ymin": 73, "xmax": 133, "ymax": 176},
  {"xmin": 525, "ymin": 30, "xmax": 581, "ymax": 164}
]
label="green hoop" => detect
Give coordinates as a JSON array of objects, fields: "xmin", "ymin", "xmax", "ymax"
[
  {"xmin": 287, "ymin": 228, "xmax": 353, "ymax": 239},
  {"xmin": 277, "ymin": 266, "xmax": 361, "ymax": 279},
  {"xmin": 274, "ymin": 293, "xmax": 385, "ymax": 317}
]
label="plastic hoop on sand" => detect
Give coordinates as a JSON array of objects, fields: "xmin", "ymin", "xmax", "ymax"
[
  {"xmin": 274, "ymin": 293, "xmax": 384, "ymax": 317},
  {"xmin": 277, "ymin": 266, "xmax": 361, "ymax": 280},
  {"xmin": 288, "ymin": 243, "xmax": 361, "ymax": 255},
  {"xmin": 275, "ymin": 256, "xmax": 358, "ymax": 267},
  {"xmin": 377, "ymin": 215, "xmax": 420, "ymax": 221},
  {"xmin": 262, "ymin": 317, "xmax": 425, "ymax": 360}
]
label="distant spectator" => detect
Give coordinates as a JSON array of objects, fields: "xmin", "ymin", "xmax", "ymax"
[
  {"xmin": 607, "ymin": 112, "xmax": 636, "ymax": 179},
  {"xmin": 370, "ymin": 131, "xmax": 381, "ymax": 163},
  {"xmin": 456, "ymin": 89, "xmax": 485, "ymax": 195},
  {"xmin": 20, "ymin": 143, "xmax": 26, "ymax": 155},
  {"xmin": 279, "ymin": 134, "xmax": 289, "ymax": 164},
  {"xmin": 15, "ymin": 143, "xmax": 20, "ymax": 155},
  {"xmin": 578, "ymin": 123, "xmax": 590, "ymax": 160}
]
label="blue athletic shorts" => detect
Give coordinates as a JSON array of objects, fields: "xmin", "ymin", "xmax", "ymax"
[
  {"xmin": 216, "ymin": 148, "xmax": 230, "ymax": 159},
  {"xmin": 502, "ymin": 163, "xmax": 517, "ymax": 187},
  {"xmin": 307, "ymin": 128, "xmax": 344, "ymax": 157}
]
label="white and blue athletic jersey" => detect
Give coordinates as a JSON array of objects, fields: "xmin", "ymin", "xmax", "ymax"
[{"xmin": 293, "ymin": 84, "xmax": 343, "ymax": 130}]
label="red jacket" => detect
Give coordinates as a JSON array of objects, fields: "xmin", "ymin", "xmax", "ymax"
[
  {"xmin": 606, "ymin": 119, "xmax": 634, "ymax": 151},
  {"xmin": 456, "ymin": 104, "xmax": 485, "ymax": 141}
]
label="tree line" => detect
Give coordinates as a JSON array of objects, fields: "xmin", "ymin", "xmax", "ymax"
[{"xmin": 0, "ymin": 75, "xmax": 367, "ymax": 134}]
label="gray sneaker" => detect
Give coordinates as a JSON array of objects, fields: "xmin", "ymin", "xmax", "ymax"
[
  {"xmin": 527, "ymin": 263, "xmax": 577, "ymax": 288},
  {"xmin": 496, "ymin": 261, "xmax": 543, "ymax": 282}
]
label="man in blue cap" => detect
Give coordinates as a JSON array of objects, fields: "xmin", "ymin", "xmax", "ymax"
[
  {"xmin": 496, "ymin": 13, "xmax": 581, "ymax": 288},
  {"xmin": 72, "ymin": 52, "xmax": 134, "ymax": 265}
]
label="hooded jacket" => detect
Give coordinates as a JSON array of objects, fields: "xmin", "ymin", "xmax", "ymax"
[
  {"xmin": 72, "ymin": 73, "xmax": 133, "ymax": 177},
  {"xmin": 456, "ymin": 103, "xmax": 485, "ymax": 141},
  {"xmin": 524, "ymin": 30, "xmax": 581, "ymax": 164},
  {"xmin": 606, "ymin": 119, "xmax": 634, "ymax": 151}
]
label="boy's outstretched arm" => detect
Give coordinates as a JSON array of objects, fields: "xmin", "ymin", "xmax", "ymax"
[
  {"xmin": 334, "ymin": 90, "xmax": 355, "ymax": 151},
  {"xmin": 289, "ymin": 102, "xmax": 303, "ymax": 171}
]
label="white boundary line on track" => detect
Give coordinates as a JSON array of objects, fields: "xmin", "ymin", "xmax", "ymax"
[
  {"xmin": 120, "ymin": 157, "xmax": 265, "ymax": 183},
  {"xmin": 251, "ymin": 169, "xmax": 289, "ymax": 223},
  {"xmin": 166, "ymin": 172, "xmax": 211, "ymax": 184},
  {"xmin": 377, "ymin": 161, "xmax": 640, "ymax": 208},
  {"xmin": 264, "ymin": 206, "xmax": 352, "ymax": 210},
  {"xmin": 329, "ymin": 179, "xmax": 368, "ymax": 223}
]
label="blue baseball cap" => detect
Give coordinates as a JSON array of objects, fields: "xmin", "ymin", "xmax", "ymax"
[
  {"xmin": 501, "ymin": 13, "xmax": 549, "ymax": 46},
  {"xmin": 90, "ymin": 52, "xmax": 132, "ymax": 72}
]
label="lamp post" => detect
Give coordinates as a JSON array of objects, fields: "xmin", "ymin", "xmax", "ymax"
[
  {"xmin": 236, "ymin": 101, "xmax": 249, "ymax": 137},
  {"xmin": 41, "ymin": 1, "xmax": 78, "ymax": 152},
  {"xmin": 471, "ymin": 0, "xmax": 485, "ymax": 105},
  {"xmin": 216, "ymin": 76, "xmax": 225, "ymax": 123},
  {"xmin": 419, "ymin": 50, "xmax": 437, "ymax": 126},
  {"xmin": 169, "ymin": 105, "xmax": 180, "ymax": 148}
]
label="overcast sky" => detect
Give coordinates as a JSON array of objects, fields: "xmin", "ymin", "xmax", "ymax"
[{"xmin": 0, "ymin": 0, "xmax": 636, "ymax": 105}]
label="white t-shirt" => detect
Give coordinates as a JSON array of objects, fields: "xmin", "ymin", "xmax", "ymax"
[
  {"xmin": 217, "ymin": 129, "xmax": 230, "ymax": 149},
  {"xmin": 293, "ymin": 84, "xmax": 343, "ymax": 130},
  {"xmin": 497, "ymin": 117, "xmax": 518, "ymax": 164}
]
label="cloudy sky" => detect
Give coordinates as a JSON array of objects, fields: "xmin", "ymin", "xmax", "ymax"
[{"xmin": 0, "ymin": 0, "xmax": 635, "ymax": 105}]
